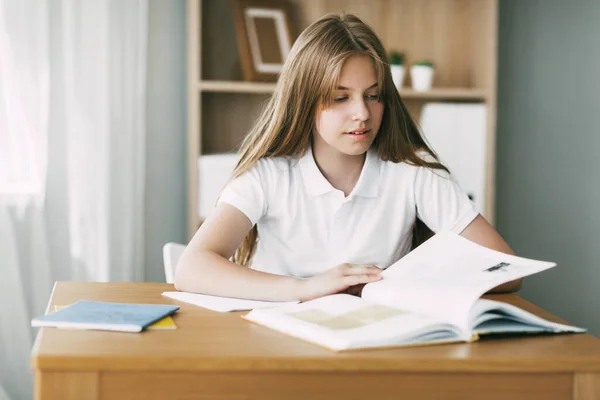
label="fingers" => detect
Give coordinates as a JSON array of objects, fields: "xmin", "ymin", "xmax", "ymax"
[
  {"xmin": 340, "ymin": 264, "xmax": 382, "ymax": 276},
  {"xmin": 339, "ymin": 264, "xmax": 382, "ymax": 286},
  {"xmin": 342, "ymin": 273, "xmax": 382, "ymax": 286}
]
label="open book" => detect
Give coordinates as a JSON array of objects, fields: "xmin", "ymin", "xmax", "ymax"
[{"xmin": 243, "ymin": 232, "xmax": 586, "ymax": 351}]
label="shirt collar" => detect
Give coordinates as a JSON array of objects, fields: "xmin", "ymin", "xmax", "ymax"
[{"xmin": 299, "ymin": 145, "xmax": 380, "ymax": 198}]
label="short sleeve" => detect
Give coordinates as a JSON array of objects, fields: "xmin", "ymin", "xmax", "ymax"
[
  {"xmin": 414, "ymin": 165, "xmax": 479, "ymax": 234},
  {"xmin": 218, "ymin": 163, "xmax": 267, "ymax": 226}
]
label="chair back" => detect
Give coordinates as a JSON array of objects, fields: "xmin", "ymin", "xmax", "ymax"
[{"xmin": 162, "ymin": 242, "xmax": 186, "ymax": 283}]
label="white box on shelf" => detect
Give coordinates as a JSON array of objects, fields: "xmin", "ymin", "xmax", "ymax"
[
  {"xmin": 198, "ymin": 153, "xmax": 241, "ymax": 219},
  {"xmin": 419, "ymin": 103, "xmax": 487, "ymax": 214}
]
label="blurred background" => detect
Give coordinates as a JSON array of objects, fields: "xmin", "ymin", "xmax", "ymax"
[{"xmin": 1, "ymin": 1, "xmax": 599, "ymax": 399}]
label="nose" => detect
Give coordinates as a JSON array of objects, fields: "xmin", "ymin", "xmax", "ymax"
[{"xmin": 352, "ymin": 98, "xmax": 370, "ymax": 122}]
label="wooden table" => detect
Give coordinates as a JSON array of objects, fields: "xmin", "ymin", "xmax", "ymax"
[{"xmin": 31, "ymin": 282, "xmax": 600, "ymax": 400}]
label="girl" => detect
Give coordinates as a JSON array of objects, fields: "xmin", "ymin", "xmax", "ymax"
[{"xmin": 175, "ymin": 13, "xmax": 520, "ymax": 301}]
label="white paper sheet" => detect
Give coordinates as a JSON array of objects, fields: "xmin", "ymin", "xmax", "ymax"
[{"xmin": 162, "ymin": 291, "xmax": 299, "ymax": 312}]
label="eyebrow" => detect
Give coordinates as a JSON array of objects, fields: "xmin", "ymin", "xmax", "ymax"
[{"xmin": 336, "ymin": 82, "xmax": 378, "ymax": 90}]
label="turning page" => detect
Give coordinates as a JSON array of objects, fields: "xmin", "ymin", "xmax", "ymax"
[{"xmin": 361, "ymin": 232, "xmax": 557, "ymax": 332}]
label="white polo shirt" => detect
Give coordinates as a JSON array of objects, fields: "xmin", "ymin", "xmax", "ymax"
[{"xmin": 218, "ymin": 147, "xmax": 478, "ymax": 278}]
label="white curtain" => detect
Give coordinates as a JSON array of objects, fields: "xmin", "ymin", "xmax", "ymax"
[{"xmin": 0, "ymin": 1, "xmax": 148, "ymax": 399}]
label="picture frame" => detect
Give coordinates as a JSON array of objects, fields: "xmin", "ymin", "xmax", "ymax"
[{"xmin": 232, "ymin": 0, "xmax": 296, "ymax": 82}]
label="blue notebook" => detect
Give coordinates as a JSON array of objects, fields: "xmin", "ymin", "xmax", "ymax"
[{"xmin": 31, "ymin": 300, "xmax": 180, "ymax": 332}]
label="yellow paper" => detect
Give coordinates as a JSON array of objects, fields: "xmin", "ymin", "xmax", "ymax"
[{"xmin": 54, "ymin": 305, "xmax": 177, "ymax": 330}]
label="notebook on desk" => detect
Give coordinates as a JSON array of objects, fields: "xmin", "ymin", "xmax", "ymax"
[
  {"xmin": 32, "ymin": 300, "xmax": 180, "ymax": 332},
  {"xmin": 53, "ymin": 305, "xmax": 177, "ymax": 329}
]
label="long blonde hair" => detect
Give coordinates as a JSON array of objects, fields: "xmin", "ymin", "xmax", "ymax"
[{"xmin": 231, "ymin": 13, "xmax": 446, "ymax": 265}]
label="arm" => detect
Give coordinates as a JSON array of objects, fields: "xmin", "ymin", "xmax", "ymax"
[
  {"xmin": 460, "ymin": 214, "xmax": 523, "ymax": 293},
  {"xmin": 174, "ymin": 203, "xmax": 382, "ymax": 301},
  {"xmin": 174, "ymin": 203, "xmax": 303, "ymax": 301}
]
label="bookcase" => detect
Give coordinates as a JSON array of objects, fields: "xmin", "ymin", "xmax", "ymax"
[{"xmin": 187, "ymin": 0, "xmax": 498, "ymax": 239}]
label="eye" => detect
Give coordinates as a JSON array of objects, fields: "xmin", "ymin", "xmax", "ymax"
[
  {"xmin": 365, "ymin": 93, "xmax": 379, "ymax": 100},
  {"xmin": 333, "ymin": 96, "xmax": 348, "ymax": 103}
]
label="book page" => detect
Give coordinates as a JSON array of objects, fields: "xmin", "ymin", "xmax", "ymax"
[
  {"xmin": 361, "ymin": 232, "xmax": 557, "ymax": 332},
  {"xmin": 244, "ymin": 294, "xmax": 464, "ymax": 351},
  {"xmin": 288, "ymin": 304, "xmax": 403, "ymax": 330},
  {"xmin": 470, "ymin": 299, "xmax": 586, "ymax": 335}
]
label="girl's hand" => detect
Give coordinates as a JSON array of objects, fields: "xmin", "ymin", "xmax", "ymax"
[{"xmin": 297, "ymin": 263, "xmax": 382, "ymax": 301}]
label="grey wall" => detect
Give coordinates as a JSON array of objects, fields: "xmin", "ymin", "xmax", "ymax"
[
  {"xmin": 145, "ymin": 0, "xmax": 187, "ymax": 282},
  {"xmin": 496, "ymin": 0, "xmax": 600, "ymax": 335}
]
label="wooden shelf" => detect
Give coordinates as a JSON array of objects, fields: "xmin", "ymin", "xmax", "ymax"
[
  {"xmin": 199, "ymin": 80, "xmax": 276, "ymax": 94},
  {"xmin": 397, "ymin": 88, "xmax": 487, "ymax": 101},
  {"xmin": 198, "ymin": 80, "xmax": 487, "ymax": 100}
]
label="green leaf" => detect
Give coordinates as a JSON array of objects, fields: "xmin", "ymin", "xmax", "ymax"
[
  {"xmin": 412, "ymin": 60, "xmax": 434, "ymax": 68},
  {"xmin": 389, "ymin": 51, "xmax": 405, "ymax": 65}
]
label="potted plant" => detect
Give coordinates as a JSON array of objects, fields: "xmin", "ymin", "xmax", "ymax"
[
  {"xmin": 410, "ymin": 60, "xmax": 435, "ymax": 92},
  {"xmin": 389, "ymin": 51, "xmax": 405, "ymax": 89}
]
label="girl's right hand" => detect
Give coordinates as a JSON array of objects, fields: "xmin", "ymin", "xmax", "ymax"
[{"xmin": 296, "ymin": 263, "xmax": 383, "ymax": 302}]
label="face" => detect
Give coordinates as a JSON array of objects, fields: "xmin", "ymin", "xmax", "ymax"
[{"xmin": 313, "ymin": 55, "xmax": 384, "ymax": 158}]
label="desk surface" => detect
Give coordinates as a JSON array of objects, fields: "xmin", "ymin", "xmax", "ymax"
[{"xmin": 31, "ymin": 281, "xmax": 600, "ymax": 374}]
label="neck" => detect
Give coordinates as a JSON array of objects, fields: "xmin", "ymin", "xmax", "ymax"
[{"xmin": 311, "ymin": 142, "xmax": 366, "ymax": 197}]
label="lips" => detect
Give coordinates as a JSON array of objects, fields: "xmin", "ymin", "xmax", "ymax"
[{"xmin": 345, "ymin": 128, "xmax": 370, "ymax": 135}]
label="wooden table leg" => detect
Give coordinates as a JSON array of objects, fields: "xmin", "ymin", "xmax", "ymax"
[
  {"xmin": 35, "ymin": 371, "xmax": 99, "ymax": 400},
  {"xmin": 574, "ymin": 373, "xmax": 600, "ymax": 400}
]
